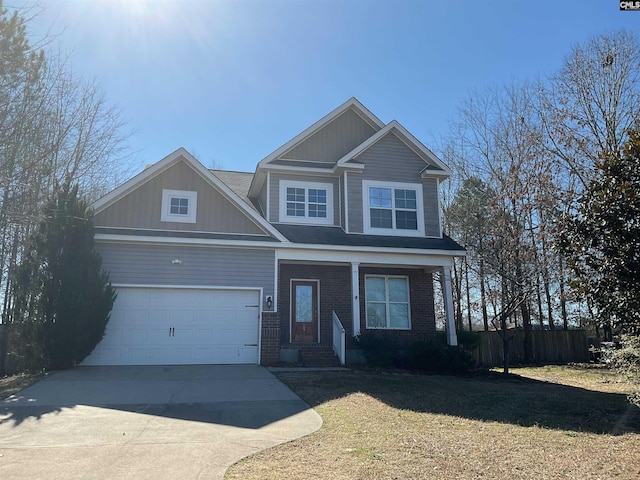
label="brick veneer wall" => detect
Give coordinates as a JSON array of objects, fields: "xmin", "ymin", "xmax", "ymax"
[
  {"xmin": 260, "ymin": 311, "xmax": 280, "ymax": 366},
  {"xmin": 278, "ymin": 263, "xmax": 352, "ymax": 344},
  {"xmin": 359, "ymin": 267, "xmax": 436, "ymax": 344}
]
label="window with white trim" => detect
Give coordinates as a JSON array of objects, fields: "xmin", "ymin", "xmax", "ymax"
[
  {"xmin": 161, "ymin": 189, "xmax": 197, "ymax": 223},
  {"xmin": 279, "ymin": 180, "xmax": 333, "ymax": 225},
  {"xmin": 365, "ymin": 275, "xmax": 411, "ymax": 330},
  {"xmin": 363, "ymin": 180, "xmax": 424, "ymax": 236}
]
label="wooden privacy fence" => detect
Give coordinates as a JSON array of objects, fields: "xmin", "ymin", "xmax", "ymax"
[{"xmin": 473, "ymin": 330, "xmax": 590, "ymax": 368}]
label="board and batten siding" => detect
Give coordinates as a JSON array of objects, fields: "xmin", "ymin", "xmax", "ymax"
[
  {"xmin": 268, "ymin": 173, "xmax": 340, "ymax": 225},
  {"xmin": 280, "ymin": 109, "xmax": 377, "ymax": 164},
  {"xmin": 94, "ymin": 160, "xmax": 265, "ymax": 235},
  {"xmin": 97, "ymin": 243, "xmax": 276, "ymax": 302},
  {"xmin": 346, "ymin": 133, "xmax": 441, "ymax": 237},
  {"xmin": 257, "ymin": 180, "xmax": 268, "ymax": 217}
]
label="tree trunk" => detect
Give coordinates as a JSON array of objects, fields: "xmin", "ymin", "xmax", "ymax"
[
  {"xmin": 501, "ymin": 313, "xmax": 510, "ymax": 375},
  {"xmin": 465, "ymin": 259, "xmax": 472, "ymax": 331},
  {"xmin": 558, "ymin": 255, "xmax": 569, "ymax": 330},
  {"xmin": 452, "ymin": 259, "xmax": 463, "ymax": 331},
  {"xmin": 478, "ymin": 231, "xmax": 488, "ymax": 330},
  {"xmin": 480, "ymin": 257, "xmax": 489, "ymax": 331},
  {"xmin": 536, "ymin": 275, "xmax": 545, "ymax": 330},
  {"xmin": 521, "ymin": 300, "xmax": 533, "ymax": 363},
  {"xmin": 540, "ymin": 225, "xmax": 555, "ymax": 330}
]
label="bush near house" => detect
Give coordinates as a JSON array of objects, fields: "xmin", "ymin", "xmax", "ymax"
[{"xmin": 354, "ymin": 331, "xmax": 478, "ymax": 374}]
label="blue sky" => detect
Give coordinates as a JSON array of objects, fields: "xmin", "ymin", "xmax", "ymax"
[{"xmin": 11, "ymin": 0, "xmax": 640, "ymax": 174}]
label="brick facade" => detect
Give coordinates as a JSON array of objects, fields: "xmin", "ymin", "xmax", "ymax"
[
  {"xmin": 278, "ymin": 263, "xmax": 352, "ymax": 345},
  {"xmin": 359, "ymin": 267, "xmax": 437, "ymax": 344},
  {"xmin": 260, "ymin": 311, "xmax": 280, "ymax": 366},
  {"xmin": 264, "ymin": 262, "xmax": 437, "ymax": 365}
]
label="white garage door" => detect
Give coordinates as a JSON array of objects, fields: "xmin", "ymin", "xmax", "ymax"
[{"xmin": 83, "ymin": 287, "xmax": 261, "ymax": 366}]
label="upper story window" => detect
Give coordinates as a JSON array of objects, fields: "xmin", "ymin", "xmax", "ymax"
[
  {"xmin": 363, "ymin": 180, "xmax": 424, "ymax": 236},
  {"xmin": 161, "ymin": 189, "xmax": 197, "ymax": 223},
  {"xmin": 279, "ymin": 180, "xmax": 333, "ymax": 225}
]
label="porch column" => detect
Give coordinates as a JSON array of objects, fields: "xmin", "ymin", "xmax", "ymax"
[
  {"xmin": 440, "ymin": 265, "xmax": 458, "ymax": 346},
  {"xmin": 351, "ymin": 262, "xmax": 361, "ymax": 337}
]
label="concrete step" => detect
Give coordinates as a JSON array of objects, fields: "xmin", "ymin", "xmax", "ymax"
[{"xmin": 279, "ymin": 344, "xmax": 341, "ymax": 367}]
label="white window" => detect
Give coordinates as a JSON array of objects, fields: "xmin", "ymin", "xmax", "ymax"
[
  {"xmin": 365, "ymin": 275, "xmax": 411, "ymax": 330},
  {"xmin": 161, "ymin": 189, "xmax": 197, "ymax": 223},
  {"xmin": 279, "ymin": 180, "xmax": 334, "ymax": 225},
  {"xmin": 363, "ymin": 180, "xmax": 424, "ymax": 236}
]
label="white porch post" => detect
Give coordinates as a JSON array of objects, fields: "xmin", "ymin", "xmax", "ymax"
[
  {"xmin": 351, "ymin": 262, "xmax": 361, "ymax": 337},
  {"xmin": 440, "ymin": 265, "xmax": 458, "ymax": 346}
]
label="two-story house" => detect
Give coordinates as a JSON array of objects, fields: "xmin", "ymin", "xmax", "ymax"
[{"xmin": 83, "ymin": 98, "xmax": 465, "ymax": 367}]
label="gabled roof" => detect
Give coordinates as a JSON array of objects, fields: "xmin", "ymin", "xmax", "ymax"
[
  {"xmin": 336, "ymin": 120, "xmax": 452, "ymax": 177},
  {"xmin": 256, "ymin": 97, "xmax": 384, "ymax": 169},
  {"xmin": 247, "ymin": 97, "xmax": 384, "ymax": 197},
  {"xmin": 92, "ymin": 148, "xmax": 288, "ymax": 242}
]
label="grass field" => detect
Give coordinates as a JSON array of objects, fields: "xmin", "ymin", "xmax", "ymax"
[{"xmin": 226, "ymin": 365, "xmax": 640, "ymax": 480}]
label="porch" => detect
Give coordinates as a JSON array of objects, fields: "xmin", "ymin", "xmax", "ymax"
[{"xmin": 259, "ymin": 260, "xmax": 457, "ymax": 367}]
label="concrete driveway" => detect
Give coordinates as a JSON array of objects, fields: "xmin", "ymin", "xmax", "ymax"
[{"xmin": 0, "ymin": 365, "xmax": 322, "ymax": 479}]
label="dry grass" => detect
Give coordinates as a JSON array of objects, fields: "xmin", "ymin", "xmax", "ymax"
[
  {"xmin": 226, "ymin": 365, "xmax": 640, "ymax": 480},
  {"xmin": 0, "ymin": 372, "xmax": 44, "ymax": 400}
]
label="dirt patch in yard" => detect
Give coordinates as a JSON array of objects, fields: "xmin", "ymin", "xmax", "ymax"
[
  {"xmin": 0, "ymin": 372, "xmax": 45, "ymax": 400},
  {"xmin": 225, "ymin": 366, "xmax": 640, "ymax": 480}
]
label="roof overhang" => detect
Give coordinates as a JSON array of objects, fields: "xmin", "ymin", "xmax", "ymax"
[{"xmin": 94, "ymin": 232, "xmax": 466, "ymax": 262}]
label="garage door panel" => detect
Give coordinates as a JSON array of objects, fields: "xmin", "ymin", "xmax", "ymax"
[
  {"xmin": 173, "ymin": 329, "xmax": 194, "ymax": 345},
  {"xmin": 236, "ymin": 330, "xmax": 259, "ymax": 344},
  {"xmin": 83, "ymin": 288, "xmax": 260, "ymax": 366},
  {"xmin": 136, "ymin": 327, "xmax": 167, "ymax": 345}
]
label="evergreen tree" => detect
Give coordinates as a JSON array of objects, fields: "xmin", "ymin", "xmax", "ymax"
[
  {"xmin": 561, "ymin": 129, "xmax": 640, "ymax": 334},
  {"xmin": 13, "ymin": 185, "xmax": 116, "ymax": 370}
]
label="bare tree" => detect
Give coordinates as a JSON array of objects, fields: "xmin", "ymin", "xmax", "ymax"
[
  {"xmin": 443, "ymin": 82, "xmax": 558, "ymax": 363},
  {"xmin": 539, "ymin": 31, "xmax": 640, "ymax": 187},
  {"xmin": 0, "ymin": 2, "xmax": 130, "ymax": 372}
]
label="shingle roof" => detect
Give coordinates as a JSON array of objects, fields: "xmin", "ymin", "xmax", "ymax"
[
  {"xmin": 273, "ymin": 224, "xmax": 465, "ymax": 251},
  {"xmin": 210, "ymin": 170, "xmax": 259, "ymax": 211}
]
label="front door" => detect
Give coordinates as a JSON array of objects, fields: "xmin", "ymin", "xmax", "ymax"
[{"xmin": 291, "ymin": 280, "xmax": 318, "ymax": 343}]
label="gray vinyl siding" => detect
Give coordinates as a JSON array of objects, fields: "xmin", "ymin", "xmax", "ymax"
[
  {"xmin": 268, "ymin": 173, "xmax": 340, "ymax": 225},
  {"xmin": 347, "ymin": 132, "xmax": 441, "ymax": 237},
  {"xmin": 95, "ymin": 160, "xmax": 265, "ymax": 235},
  {"xmin": 422, "ymin": 177, "xmax": 441, "ymax": 237},
  {"xmin": 98, "ymin": 242, "xmax": 276, "ymax": 300},
  {"xmin": 280, "ymin": 109, "xmax": 377, "ymax": 164},
  {"xmin": 347, "ymin": 172, "xmax": 363, "ymax": 233}
]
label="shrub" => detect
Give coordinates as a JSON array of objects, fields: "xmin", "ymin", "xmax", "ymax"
[
  {"xmin": 353, "ymin": 333, "xmax": 397, "ymax": 368},
  {"xmin": 605, "ymin": 334, "xmax": 640, "ymax": 407},
  {"xmin": 353, "ymin": 332, "xmax": 474, "ymax": 374}
]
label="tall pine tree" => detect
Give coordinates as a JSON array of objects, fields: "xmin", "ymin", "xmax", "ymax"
[{"xmin": 13, "ymin": 186, "xmax": 116, "ymax": 370}]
